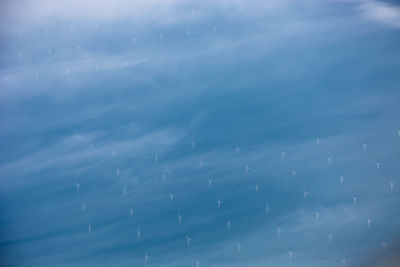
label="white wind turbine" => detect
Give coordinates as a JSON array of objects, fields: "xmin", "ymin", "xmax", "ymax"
[
  {"xmin": 227, "ymin": 220, "xmax": 231, "ymax": 230},
  {"xmin": 236, "ymin": 242, "xmax": 241, "ymax": 252},
  {"xmin": 352, "ymin": 196, "xmax": 358, "ymax": 207},
  {"xmin": 362, "ymin": 143, "xmax": 367, "ymax": 151},
  {"xmin": 265, "ymin": 204, "xmax": 270, "ymax": 216},
  {"xmin": 178, "ymin": 214, "xmax": 184, "ymax": 224},
  {"xmin": 315, "ymin": 211, "xmax": 320, "ymax": 223},
  {"xmin": 389, "ymin": 182, "xmax": 395, "ymax": 192},
  {"xmin": 276, "ymin": 226, "xmax": 282, "ymax": 237},
  {"xmin": 376, "ymin": 161, "xmax": 381, "ymax": 170}
]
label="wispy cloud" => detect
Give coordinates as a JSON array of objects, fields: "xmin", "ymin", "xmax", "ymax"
[{"xmin": 358, "ymin": 0, "xmax": 400, "ymax": 29}]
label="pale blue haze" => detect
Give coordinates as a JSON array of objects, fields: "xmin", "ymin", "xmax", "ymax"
[{"xmin": 1, "ymin": 0, "xmax": 400, "ymax": 266}]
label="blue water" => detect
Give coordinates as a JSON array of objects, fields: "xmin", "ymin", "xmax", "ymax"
[{"xmin": 1, "ymin": 0, "xmax": 400, "ymax": 266}]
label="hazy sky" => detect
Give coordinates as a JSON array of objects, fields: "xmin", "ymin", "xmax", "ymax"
[{"xmin": 1, "ymin": 0, "xmax": 400, "ymax": 266}]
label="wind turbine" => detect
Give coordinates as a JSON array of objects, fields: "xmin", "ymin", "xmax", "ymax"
[
  {"xmin": 255, "ymin": 184, "xmax": 259, "ymax": 193},
  {"xmin": 382, "ymin": 242, "xmax": 388, "ymax": 250},
  {"xmin": 195, "ymin": 260, "xmax": 200, "ymax": 267},
  {"xmin": 292, "ymin": 170, "xmax": 296, "ymax": 179},
  {"xmin": 341, "ymin": 258, "xmax": 346, "ymax": 267},
  {"xmin": 81, "ymin": 202, "xmax": 86, "ymax": 212},
  {"xmin": 130, "ymin": 208, "xmax": 134, "ymax": 216},
  {"xmin": 200, "ymin": 159, "xmax": 204, "ymax": 168},
  {"xmin": 76, "ymin": 182, "xmax": 80, "ymax": 192},
  {"xmin": 178, "ymin": 214, "xmax": 184, "ymax": 224},
  {"xmin": 122, "ymin": 188, "xmax": 127, "ymax": 197},
  {"xmin": 236, "ymin": 242, "xmax": 241, "ymax": 253},
  {"xmin": 367, "ymin": 218, "xmax": 372, "ymax": 227},
  {"xmin": 208, "ymin": 178, "xmax": 213, "ymax": 188},
  {"xmin": 186, "ymin": 236, "xmax": 192, "ymax": 246},
  {"xmin": 276, "ymin": 226, "xmax": 282, "ymax": 237},
  {"xmin": 281, "ymin": 152, "xmax": 285, "ymax": 160},
  {"xmin": 316, "ymin": 138, "xmax": 321, "ymax": 146},
  {"xmin": 88, "ymin": 224, "xmax": 92, "ymax": 233},
  {"xmin": 340, "ymin": 176, "xmax": 345, "ymax": 185},
  {"xmin": 217, "ymin": 198, "xmax": 222, "ymax": 208},
  {"xmin": 160, "ymin": 34, "xmax": 163, "ymax": 41},
  {"xmin": 137, "ymin": 230, "xmax": 141, "ymax": 240},
  {"xmin": 328, "ymin": 156, "xmax": 332, "ymax": 166},
  {"xmin": 328, "ymin": 233, "xmax": 333, "ymax": 243},
  {"xmin": 227, "ymin": 220, "xmax": 231, "ymax": 230},
  {"xmin": 132, "ymin": 37, "xmax": 136, "ymax": 45},
  {"xmin": 265, "ymin": 204, "xmax": 270, "ymax": 216},
  {"xmin": 170, "ymin": 193, "xmax": 175, "ymax": 201},
  {"xmin": 352, "ymin": 196, "xmax": 358, "ymax": 207},
  {"xmin": 112, "ymin": 150, "xmax": 115, "ymax": 158},
  {"xmin": 117, "ymin": 168, "xmax": 120, "ymax": 177},
  {"xmin": 376, "ymin": 161, "xmax": 381, "ymax": 170},
  {"xmin": 303, "ymin": 190, "xmax": 308, "ymax": 199},
  {"xmin": 145, "ymin": 253, "xmax": 149, "ymax": 264},
  {"xmin": 245, "ymin": 164, "xmax": 249, "ymax": 173},
  {"xmin": 389, "ymin": 182, "xmax": 395, "ymax": 192},
  {"xmin": 236, "ymin": 145, "xmax": 240, "ymax": 154},
  {"xmin": 213, "ymin": 26, "xmax": 217, "ymax": 33},
  {"xmin": 288, "ymin": 251, "xmax": 293, "ymax": 260},
  {"xmin": 154, "ymin": 153, "xmax": 158, "ymax": 163},
  {"xmin": 191, "ymin": 141, "xmax": 195, "ymax": 149},
  {"xmin": 315, "ymin": 211, "xmax": 320, "ymax": 223},
  {"xmin": 162, "ymin": 174, "xmax": 167, "ymax": 182},
  {"xmin": 362, "ymin": 143, "xmax": 367, "ymax": 151}
]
